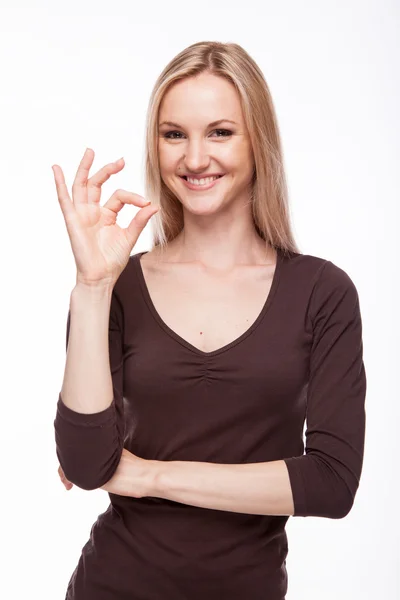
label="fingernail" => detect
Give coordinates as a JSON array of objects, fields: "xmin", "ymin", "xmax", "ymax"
[{"xmin": 144, "ymin": 201, "xmax": 151, "ymax": 206}]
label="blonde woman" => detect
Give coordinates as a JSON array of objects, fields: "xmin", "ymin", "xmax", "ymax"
[{"xmin": 54, "ymin": 41, "xmax": 366, "ymax": 600}]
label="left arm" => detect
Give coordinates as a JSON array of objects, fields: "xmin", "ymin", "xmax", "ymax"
[
  {"xmin": 102, "ymin": 262, "xmax": 366, "ymax": 520},
  {"xmin": 150, "ymin": 457, "xmax": 295, "ymax": 516},
  {"xmin": 100, "ymin": 450, "xmax": 294, "ymax": 516}
]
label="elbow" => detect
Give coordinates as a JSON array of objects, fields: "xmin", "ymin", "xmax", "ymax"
[
  {"xmin": 56, "ymin": 445, "xmax": 123, "ymax": 491},
  {"xmin": 324, "ymin": 487, "xmax": 355, "ymax": 519},
  {"xmin": 299, "ymin": 480, "xmax": 357, "ymax": 520},
  {"xmin": 62, "ymin": 469, "xmax": 99, "ymax": 492},
  {"xmin": 285, "ymin": 455, "xmax": 360, "ymax": 519},
  {"xmin": 317, "ymin": 463, "xmax": 360, "ymax": 519},
  {"xmin": 54, "ymin": 394, "xmax": 123, "ymax": 491}
]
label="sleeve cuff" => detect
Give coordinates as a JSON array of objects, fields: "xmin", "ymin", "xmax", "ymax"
[
  {"xmin": 56, "ymin": 393, "xmax": 116, "ymax": 428},
  {"xmin": 283, "ymin": 456, "xmax": 308, "ymax": 517}
]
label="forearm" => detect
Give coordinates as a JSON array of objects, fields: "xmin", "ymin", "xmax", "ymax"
[
  {"xmin": 55, "ymin": 282, "xmax": 124, "ymax": 491},
  {"xmin": 60, "ymin": 282, "xmax": 115, "ymax": 414},
  {"xmin": 148, "ymin": 458, "xmax": 295, "ymax": 516}
]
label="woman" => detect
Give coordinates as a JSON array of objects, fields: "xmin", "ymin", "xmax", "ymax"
[{"xmin": 53, "ymin": 41, "xmax": 367, "ymax": 600}]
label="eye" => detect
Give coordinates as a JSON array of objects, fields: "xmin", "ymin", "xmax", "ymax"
[
  {"xmin": 163, "ymin": 128, "xmax": 233, "ymax": 140},
  {"xmin": 212, "ymin": 129, "xmax": 232, "ymax": 137},
  {"xmin": 163, "ymin": 130, "xmax": 184, "ymax": 139}
]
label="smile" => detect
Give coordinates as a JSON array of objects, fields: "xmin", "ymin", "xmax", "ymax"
[{"xmin": 180, "ymin": 175, "xmax": 224, "ymax": 191}]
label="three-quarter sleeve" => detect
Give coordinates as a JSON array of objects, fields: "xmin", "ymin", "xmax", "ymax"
[
  {"xmin": 283, "ymin": 260, "xmax": 367, "ymax": 519},
  {"xmin": 53, "ymin": 291, "xmax": 125, "ymax": 491}
]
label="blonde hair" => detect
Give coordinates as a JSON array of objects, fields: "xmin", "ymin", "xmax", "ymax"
[{"xmin": 143, "ymin": 41, "xmax": 301, "ymax": 258}]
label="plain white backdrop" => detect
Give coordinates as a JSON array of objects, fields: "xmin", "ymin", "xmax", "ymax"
[{"xmin": 1, "ymin": 0, "xmax": 398, "ymax": 598}]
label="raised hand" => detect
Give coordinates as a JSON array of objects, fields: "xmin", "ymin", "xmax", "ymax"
[{"xmin": 52, "ymin": 148, "xmax": 159, "ymax": 287}]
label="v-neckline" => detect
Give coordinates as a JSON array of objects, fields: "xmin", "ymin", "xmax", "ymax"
[{"xmin": 133, "ymin": 247, "xmax": 284, "ymax": 358}]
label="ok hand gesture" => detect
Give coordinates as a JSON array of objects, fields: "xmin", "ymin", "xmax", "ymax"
[{"xmin": 52, "ymin": 148, "xmax": 159, "ymax": 287}]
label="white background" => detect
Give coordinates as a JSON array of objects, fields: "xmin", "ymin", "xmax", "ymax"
[{"xmin": 1, "ymin": 0, "xmax": 398, "ymax": 598}]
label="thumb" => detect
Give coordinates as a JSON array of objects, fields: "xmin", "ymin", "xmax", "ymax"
[{"xmin": 125, "ymin": 204, "xmax": 159, "ymax": 247}]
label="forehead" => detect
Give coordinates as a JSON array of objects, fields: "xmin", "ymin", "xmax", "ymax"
[{"xmin": 159, "ymin": 73, "xmax": 244, "ymax": 125}]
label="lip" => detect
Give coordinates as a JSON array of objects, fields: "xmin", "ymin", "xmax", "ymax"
[{"xmin": 180, "ymin": 175, "xmax": 224, "ymax": 191}]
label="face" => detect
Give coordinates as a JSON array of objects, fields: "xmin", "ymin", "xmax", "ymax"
[{"xmin": 157, "ymin": 72, "xmax": 255, "ymax": 215}]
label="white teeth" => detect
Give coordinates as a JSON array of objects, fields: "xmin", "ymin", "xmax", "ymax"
[{"xmin": 186, "ymin": 175, "xmax": 220, "ymax": 186}]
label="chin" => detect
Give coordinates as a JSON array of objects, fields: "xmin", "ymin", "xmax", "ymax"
[{"xmin": 183, "ymin": 196, "xmax": 226, "ymax": 214}]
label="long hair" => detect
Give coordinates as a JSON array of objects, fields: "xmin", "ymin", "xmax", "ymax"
[{"xmin": 143, "ymin": 41, "xmax": 301, "ymax": 257}]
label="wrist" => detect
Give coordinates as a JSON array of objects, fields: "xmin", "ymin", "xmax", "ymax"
[
  {"xmin": 146, "ymin": 460, "xmax": 166, "ymax": 498},
  {"xmin": 71, "ymin": 281, "xmax": 114, "ymax": 303}
]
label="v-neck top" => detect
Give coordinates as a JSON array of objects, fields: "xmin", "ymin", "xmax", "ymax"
[
  {"xmin": 54, "ymin": 247, "xmax": 367, "ymax": 600},
  {"xmin": 134, "ymin": 248, "xmax": 284, "ymax": 357}
]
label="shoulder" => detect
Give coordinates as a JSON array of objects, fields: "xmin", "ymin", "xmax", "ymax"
[
  {"xmin": 302, "ymin": 255, "xmax": 362, "ymax": 329},
  {"xmin": 285, "ymin": 251, "xmax": 359, "ymax": 296},
  {"xmin": 310, "ymin": 256, "xmax": 360, "ymax": 301},
  {"xmin": 284, "ymin": 251, "xmax": 362, "ymax": 330}
]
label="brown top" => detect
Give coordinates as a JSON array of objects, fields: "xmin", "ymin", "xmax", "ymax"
[{"xmin": 54, "ymin": 247, "xmax": 367, "ymax": 600}]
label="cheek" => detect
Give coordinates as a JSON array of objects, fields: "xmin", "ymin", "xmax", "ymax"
[
  {"xmin": 220, "ymin": 140, "xmax": 253, "ymax": 169},
  {"xmin": 237, "ymin": 139, "xmax": 254, "ymax": 163},
  {"xmin": 158, "ymin": 144, "xmax": 180, "ymax": 173}
]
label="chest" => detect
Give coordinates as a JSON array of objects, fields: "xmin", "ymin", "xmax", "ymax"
[{"xmin": 139, "ymin": 260, "xmax": 276, "ymax": 353}]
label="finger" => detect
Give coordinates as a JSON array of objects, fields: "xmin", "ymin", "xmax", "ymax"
[
  {"xmin": 103, "ymin": 189, "xmax": 151, "ymax": 214},
  {"xmin": 59, "ymin": 469, "xmax": 73, "ymax": 489},
  {"xmin": 87, "ymin": 158, "xmax": 126, "ymax": 204},
  {"xmin": 52, "ymin": 165, "xmax": 75, "ymax": 221},
  {"xmin": 124, "ymin": 204, "xmax": 160, "ymax": 247},
  {"xmin": 71, "ymin": 148, "xmax": 95, "ymax": 205}
]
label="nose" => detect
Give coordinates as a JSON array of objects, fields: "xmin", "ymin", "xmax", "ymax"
[{"xmin": 182, "ymin": 138, "xmax": 211, "ymax": 173}]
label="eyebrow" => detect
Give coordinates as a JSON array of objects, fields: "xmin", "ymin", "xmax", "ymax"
[{"xmin": 158, "ymin": 119, "xmax": 238, "ymax": 128}]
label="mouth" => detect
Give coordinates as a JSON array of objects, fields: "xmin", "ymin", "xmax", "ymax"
[{"xmin": 180, "ymin": 174, "xmax": 224, "ymax": 191}]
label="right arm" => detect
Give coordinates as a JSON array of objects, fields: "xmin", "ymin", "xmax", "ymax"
[
  {"xmin": 60, "ymin": 283, "xmax": 115, "ymax": 416},
  {"xmin": 54, "ymin": 283, "xmax": 125, "ymax": 491},
  {"xmin": 52, "ymin": 147, "xmax": 159, "ymax": 491}
]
